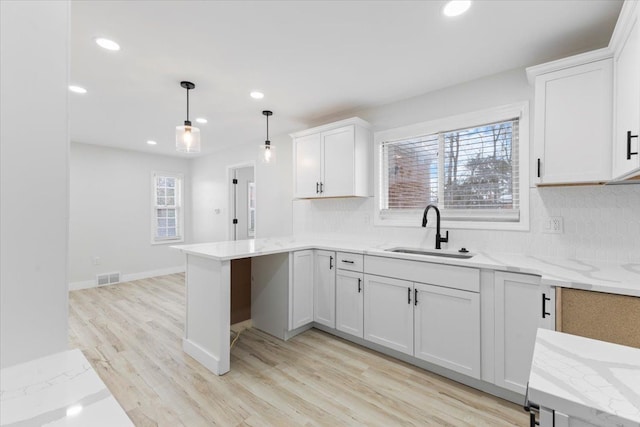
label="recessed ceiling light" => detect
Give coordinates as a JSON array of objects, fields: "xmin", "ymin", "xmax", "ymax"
[
  {"xmin": 147, "ymin": 140, "xmax": 157, "ymax": 145},
  {"xmin": 68, "ymin": 85, "xmax": 87, "ymax": 94},
  {"xmin": 443, "ymin": 0, "xmax": 471, "ymax": 17},
  {"xmin": 195, "ymin": 117, "xmax": 208, "ymax": 124},
  {"xmin": 250, "ymin": 91, "xmax": 264, "ymax": 100},
  {"xmin": 95, "ymin": 37, "xmax": 120, "ymax": 51}
]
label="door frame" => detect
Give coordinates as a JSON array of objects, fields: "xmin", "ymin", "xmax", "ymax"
[{"xmin": 226, "ymin": 161, "xmax": 256, "ymax": 241}]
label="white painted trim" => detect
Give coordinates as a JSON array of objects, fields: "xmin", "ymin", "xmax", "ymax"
[
  {"xmin": 182, "ymin": 338, "xmax": 221, "ymax": 374},
  {"xmin": 525, "ymin": 47, "xmax": 612, "ymax": 84},
  {"xmin": 289, "ymin": 116, "xmax": 371, "ymax": 138},
  {"xmin": 609, "ymin": 0, "xmax": 638, "ymax": 53},
  {"xmin": 68, "ymin": 265, "xmax": 185, "ymax": 291}
]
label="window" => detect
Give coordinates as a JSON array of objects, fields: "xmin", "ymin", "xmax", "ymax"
[
  {"xmin": 151, "ymin": 172, "xmax": 183, "ymax": 243},
  {"xmin": 375, "ymin": 103, "xmax": 529, "ymax": 230}
]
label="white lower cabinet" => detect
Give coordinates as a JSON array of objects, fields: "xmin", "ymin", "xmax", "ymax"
[
  {"xmin": 313, "ymin": 250, "xmax": 336, "ymax": 328},
  {"xmin": 494, "ymin": 271, "xmax": 555, "ymax": 394},
  {"xmin": 290, "ymin": 250, "xmax": 314, "ymax": 330},
  {"xmin": 363, "ymin": 274, "xmax": 414, "ymax": 355},
  {"xmin": 335, "ymin": 269, "xmax": 364, "ymax": 338},
  {"xmin": 414, "ymin": 283, "xmax": 481, "ymax": 379}
]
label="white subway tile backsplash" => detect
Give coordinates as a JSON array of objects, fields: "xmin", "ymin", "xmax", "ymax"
[{"xmin": 293, "ymin": 185, "xmax": 640, "ymax": 263}]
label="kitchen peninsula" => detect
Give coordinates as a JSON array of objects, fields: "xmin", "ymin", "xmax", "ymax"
[{"xmin": 173, "ymin": 235, "xmax": 640, "ymax": 400}]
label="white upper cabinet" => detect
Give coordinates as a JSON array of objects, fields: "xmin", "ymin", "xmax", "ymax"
[
  {"xmin": 291, "ymin": 118, "xmax": 372, "ymax": 199},
  {"xmin": 529, "ymin": 54, "xmax": 613, "ymax": 185},
  {"xmin": 611, "ymin": 0, "xmax": 640, "ymax": 180}
]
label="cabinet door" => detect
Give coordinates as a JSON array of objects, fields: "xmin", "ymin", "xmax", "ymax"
[
  {"xmin": 534, "ymin": 59, "xmax": 612, "ymax": 184},
  {"xmin": 336, "ymin": 270, "xmax": 364, "ymax": 338},
  {"xmin": 294, "ymin": 133, "xmax": 322, "ymax": 198},
  {"xmin": 314, "ymin": 250, "xmax": 336, "ymax": 328},
  {"xmin": 290, "ymin": 250, "xmax": 314, "ymax": 330},
  {"xmin": 613, "ymin": 7, "xmax": 640, "ymax": 178},
  {"xmin": 414, "ymin": 283, "xmax": 481, "ymax": 379},
  {"xmin": 321, "ymin": 125, "xmax": 355, "ymax": 197},
  {"xmin": 363, "ymin": 274, "xmax": 413, "ymax": 355},
  {"xmin": 494, "ymin": 272, "xmax": 554, "ymax": 395}
]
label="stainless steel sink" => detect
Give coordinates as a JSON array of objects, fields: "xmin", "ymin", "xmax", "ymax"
[{"xmin": 385, "ymin": 247, "xmax": 474, "ymax": 259}]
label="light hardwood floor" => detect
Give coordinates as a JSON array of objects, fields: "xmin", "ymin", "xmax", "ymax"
[{"xmin": 69, "ymin": 274, "xmax": 528, "ymax": 426}]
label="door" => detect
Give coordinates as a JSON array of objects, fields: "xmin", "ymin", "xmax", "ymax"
[
  {"xmin": 613, "ymin": 10, "xmax": 640, "ymax": 177},
  {"xmin": 314, "ymin": 250, "xmax": 336, "ymax": 328},
  {"xmin": 294, "ymin": 133, "xmax": 322, "ymax": 198},
  {"xmin": 290, "ymin": 250, "xmax": 314, "ymax": 330},
  {"xmin": 363, "ymin": 274, "xmax": 413, "ymax": 355},
  {"xmin": 336, "ymin": 270, "xmax": 364, "ymax": 338},
  {"xmin": 414, "ymin": 282, "xmax": 481, "ymax": 379},
  {"xmin": 321, "ymin": 125, "xmax": 355, "ymax": 197},
  {"xmin": 230, "ymin": 165, "xmax": 255, "ymax": 240},
  {"xmin": 534, "ymin": 59, "xmax": 612, "ymax": 184},
  {"xmin": 494, "ymin": 272, "xmax": 552, "ymax": 394}
]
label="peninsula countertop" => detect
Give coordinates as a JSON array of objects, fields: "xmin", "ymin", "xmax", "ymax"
[
  {"xmin": 528, "ymin": 329, "xmax": 640, "ymax": 427},
  {"xmin": 173, "ymin": 236, "xmax": 640, "ymax": 297}
]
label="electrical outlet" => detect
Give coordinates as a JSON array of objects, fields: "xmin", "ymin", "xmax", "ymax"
[
  {"xmin": 92, "ymin": 256, "xmax": 100, "ymax": 265},
  {"xmin": 542, "ymin": 216, "xmax": 563, "ymax": 234}
]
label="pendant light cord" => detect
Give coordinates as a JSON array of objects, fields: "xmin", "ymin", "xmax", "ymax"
[
  {"xmin": 266, "ymin": 114, "xmax": 269, "ymax": 141},
  {"xmin": 186, "ymin": 88, "xmax": 190, "ymax": 122}
]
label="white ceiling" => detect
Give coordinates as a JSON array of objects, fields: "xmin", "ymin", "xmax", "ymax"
[{"xmin": 70, "ymin": 0, "xmax": 623, "ymax": 157}]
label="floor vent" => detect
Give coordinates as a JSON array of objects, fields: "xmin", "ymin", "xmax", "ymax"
[{"xmin": 96, "ymin": 272, "xmax": 121, "ymax": 286}]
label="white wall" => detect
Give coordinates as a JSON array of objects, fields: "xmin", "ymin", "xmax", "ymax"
[
  {"xmin": 69, "ymin": 143, "xmax": 190, "ymax": 287},
  {"xmin": 190, "ymin": 134, "xmax": 292, "ymax": 243},
  {"xmin": 292, "ymin": 68, "xmax": 640, "ymax": 264},
  {"xmin": 1, "ymin": 1, "xmax": 70, "ymax": 368}
]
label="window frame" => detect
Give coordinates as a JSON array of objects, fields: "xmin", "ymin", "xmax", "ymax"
[
  {"xmin": 150, "ymin": 171, "xmax": 184, "ymax": 244},
  {"xmin": 373, "ymin": 102, "xmax": 530, "ymax": 231}
]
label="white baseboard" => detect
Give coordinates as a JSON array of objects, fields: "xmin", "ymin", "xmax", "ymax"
[
  {"xmin": 68, "ymin": 266, "xmax": 185, "ymax": 291},
  {"xmin": 182, "ymin": 338, "xmax": 225, "ymax": 375}
]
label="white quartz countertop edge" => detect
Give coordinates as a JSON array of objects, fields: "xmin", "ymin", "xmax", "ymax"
[
  {"xmin": 172, "ymin": 237, "xmax": 640, "ymax": 297},
  {"xmin": 528, "ymin": 329, "xmax": 640, "ymax": 427}
]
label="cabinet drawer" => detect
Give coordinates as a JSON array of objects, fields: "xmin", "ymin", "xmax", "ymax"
[
  {"xmin": 364, "ymin": 256, "xmax": 479, "ymax": 293},
  {"xmin": 336, "ymin": 252, "xmax": 364, "ymax": 272}
]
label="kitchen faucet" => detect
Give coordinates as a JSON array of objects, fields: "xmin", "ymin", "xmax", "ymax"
[{"xmin": 422, "ymin": 204, "xmax": 449, "ymax": 250}]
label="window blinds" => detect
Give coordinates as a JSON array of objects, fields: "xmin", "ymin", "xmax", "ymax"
[{"xmin": 380, "ymin": 118, "xmax": 519, "ymax": 222}]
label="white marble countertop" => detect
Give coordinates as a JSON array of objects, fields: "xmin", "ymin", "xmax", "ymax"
[
  {"xmin": 0, "ymin": 349, "xmax": 133, "ymax": 427},
  {"xmin": 173, "ymin": 236, "xmax": 640, "ymax": 297},
  {"xmin": 528, "ymin": 329, "xmax": 640, "ymax": 427}
]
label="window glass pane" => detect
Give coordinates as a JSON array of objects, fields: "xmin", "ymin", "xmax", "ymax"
[
  {"xmin": 166, "ymin": 197, "xmax": 175, "ymax": 206},
  {"xmin": 382, "ymin": 134, "xmax": 439, "ymax": 210},
  {"xmin": 157, "ymin": 197, "xmax": 166, "ymax": 206},
  {"xmin": 166, "ymin": 178, "xmax": 175, "ymax": 188},
  {"xmin": 158, "ymin": 218, "xmax": 167, "ymax": 227},
  {"xmin": 156, "ymin": 209, "xmax": 167, "ymax": 218},
  {"xmin": 167, "ymin": 209, "xmax": 176, "ymax": 218},
  {"xmin": 156, "ymin": 188, "xmax": 166, "ymax": 198},
  {"xmin": 157, "ymin": 177, "xmax": 166, "ymax": 187},
  {"xmin": 157, "ymin": 228, "xmax": 167, "ymax": 237},
  {"xmin": 166, "ymin": 227, "xmax": 176, "ymax": 237},
  {"xmin": 167, "ymin": 218, "xmax": 176, "ymax": 227},
  {"xmin": 443, "ymin": 120, "xmax": 515, "ymax": 210},
  {"xmin": 166, "ymin": 188, "xmax": 175, "ymax": 198}
]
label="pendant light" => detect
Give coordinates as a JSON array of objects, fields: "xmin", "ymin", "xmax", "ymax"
[
  {"xmin": 176, "ymin": 81, "xmax": 201, "ymax": 153},
  {"xmin": 260, "ymin": 110, "xmax": 275, "ymax": 163}
]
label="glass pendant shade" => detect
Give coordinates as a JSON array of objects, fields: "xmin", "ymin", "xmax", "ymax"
[
  {"xmin": 260, "ymin": 141, "xmax": 276, "ymax": 164},
  {"xmin": 176, "ymin": 122, "xmax": 201, "ymax": 153}
]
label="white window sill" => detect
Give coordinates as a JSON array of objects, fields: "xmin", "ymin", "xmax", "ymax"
[{"xmin": 151, "ymin": 238, "xmax": 184, "ymax": 246}]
